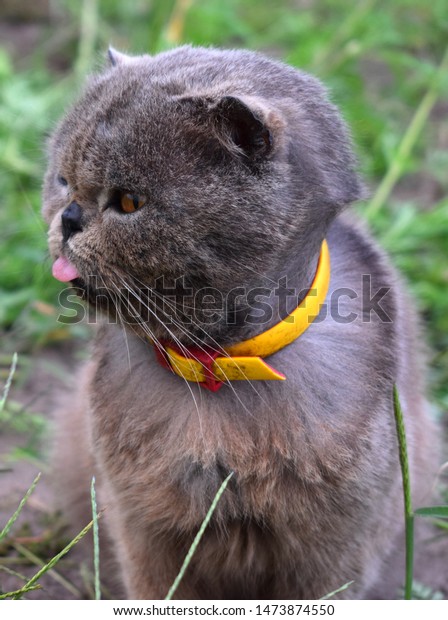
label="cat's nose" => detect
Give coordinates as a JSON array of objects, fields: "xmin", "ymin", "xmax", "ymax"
[{"xmin": 61, "ymin": 201, "xmax": 83, "ymax": 242}]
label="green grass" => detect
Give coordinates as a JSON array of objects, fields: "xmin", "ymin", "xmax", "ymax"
[
  {"xmin": 393, "ymin": 386, "xmax": 448, "ymax": 600},
  {"xmin": 2, "ymin": 512, "xmax": 95, "ymax": 600},
  {"xmin": 1, "ymin": 473, "xmax": 232, "ymax": 600},
  {"xmin": 90, "ymin": 477, "xmax": 101, "ymax": 600},
  {"xmin": 0, "ymin": 353, "xmax": 47, "ymax": 462},
  {"xmin": 0, "ymin": 473, "xmax": 41, "ymax": 546},
  {"xmin": 165, "ymin": 472, "xmax": 234, "ymax": 601}
]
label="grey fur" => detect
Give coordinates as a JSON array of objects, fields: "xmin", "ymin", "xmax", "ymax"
[{"xmin": 43, "ymin": 46, "xmax": 438, "ymax": 599}]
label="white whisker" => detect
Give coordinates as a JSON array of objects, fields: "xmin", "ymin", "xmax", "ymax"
[
  {"xmin": 129, "ymin": 276, "xmax": 270, "ymax": 408},
  {"xmin": 228, "ymin": 257, "xmax": 278, "ymax": 285},
  {"xmin": 113, "ymin": 275, "xmax": 206, "ymax": 436},
  {"xmin": 100, "ymin": 275, "xmax": 132, "ymax": 375},
  {"xmin": 115, "ymin": 273, "xmax": 266, "ymax": 415}
]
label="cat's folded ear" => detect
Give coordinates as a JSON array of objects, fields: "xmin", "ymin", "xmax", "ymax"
[
  {"xmin": 181, "ymin": 95, "xmax": 285, "ymax": 162},
  {"xmin": 211, "ymin": 96, "xmax": 284, "ymax": 161}
]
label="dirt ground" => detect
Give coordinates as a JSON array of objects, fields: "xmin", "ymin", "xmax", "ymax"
[{"xmin": 0, "ymin": 343, "xmax": 447, "ymax": 600}]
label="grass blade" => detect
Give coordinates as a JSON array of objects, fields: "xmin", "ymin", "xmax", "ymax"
[
  {"xmin": 320, "ymin": 580, "xmax": 354, "ymax": 600},
  {"xmin": 0, "ymin": 585, "xmax": 41, "ymax": 599},
  {"xmin": 91, "ymin": 476, "xmax": 101, "ymax": 600},
  {"xmin": 13, "ymin": 518, "xmax": 95, "ymax": 599},
  {"xmin": 366, "ymin": 45, "xmax": 448, "ymax": 220},
  {"xmin": 0, "ymin": 352, "xmax": 18, "ymax": 413},
  {"xmin": 165, "ymin": 472, "xmax": 233, "ymax": 601},
  {"xmin": 0, "ymin": 473, "xmax": 41, "ymax": 543},
  {"xmin": 13, "ymin": 542, "xmax": 82, "ymax": 598},
  {"xmin": 393, "ymin": 385, "xmax": 414, "ymax": 600},
  {"xmin": 166, "ymin": 0, "xmax": 193, "ymax": 45},
  {"xmin": 414, "ymin": 506, "xmax": 448, "ymax": 519},
  {"xmin": 430, "ymin": 519, "xmax": 448, "ymax": 531},
  {"xmin": 0, "ymin": 565, "xmax": 28, "ymax": 581},
  {"xmin": 75, "ymin": 0, "xmax": 99, "ymax": 81}
]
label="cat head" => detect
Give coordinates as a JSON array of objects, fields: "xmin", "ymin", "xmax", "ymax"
[{"xmin": 43, "ymin": 46, "xmax": 363, "ymax": 345}]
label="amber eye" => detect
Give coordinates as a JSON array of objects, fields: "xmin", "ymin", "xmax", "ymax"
[{"xmin": 120, "ymin": 193, "xmax": 146, "ymax": 213}]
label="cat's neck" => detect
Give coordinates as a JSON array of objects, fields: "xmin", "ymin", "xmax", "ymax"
[
  {"xmin": 223, "ymin": 236, "xmax": 323, "ymax": 345},
  {"xmin": 169, "ymin": 234, "xmax": 324, "ymax": 349}
]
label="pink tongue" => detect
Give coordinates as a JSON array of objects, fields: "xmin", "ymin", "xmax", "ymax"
[{"xmin": 52, "ymin": 256, "xmax": 80, "ymax": 283}]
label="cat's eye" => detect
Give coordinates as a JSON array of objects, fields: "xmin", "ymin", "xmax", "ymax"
[
  {"xmin": 120, "ymin": 193, "xmax": 146, "ymax": 213},
  {"xmin": 58, "ymin": 176, "xmax": 68, "ymax": 187}
]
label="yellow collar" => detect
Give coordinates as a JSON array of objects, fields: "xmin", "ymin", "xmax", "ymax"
[{"xmin": 154, "ymin": 240, "xmax": 330, "ymax": 391}]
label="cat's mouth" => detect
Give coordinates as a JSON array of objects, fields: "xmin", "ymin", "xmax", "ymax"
[
  {"xmin": 52, "ymin": 255, "xmax": 81, "ymax": 283},
  {"xmin": 52, "ymin": 254, "xmax": 95, "ymax": 302},
  {"xmin": 51, "ymin": 254, "xmax": 137, "ymax": 324},
  {"xmin": 52, "ymin": 255, "xmax": 99, "ymax": 303}
]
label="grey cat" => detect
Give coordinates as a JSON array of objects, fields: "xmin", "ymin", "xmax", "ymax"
[{"xmin": 43, "ymin": 46, "xmax": 438, "ymax": 599}]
